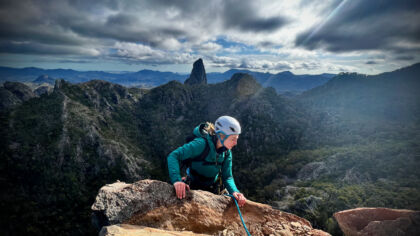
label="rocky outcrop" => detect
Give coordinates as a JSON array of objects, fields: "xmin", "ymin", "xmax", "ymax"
[
  {"xmin": 297, "ymin": 155, "xmax": 371, "ymax": 184},
  {"xmin": 334, "ymin": 208, "xmax": 420, "ymax": 236},
  {"xmin": 184, "ymin": 58, "xmax": 207, "ymax": 85},
  {"xmin": 3, "ymin": 81, "xmax": 36, "ymax": 101},
  {"xmin": 92, "ymin": 179, "xmax": 330, "ymax": 236},
  {"xmin": 33, "ymin": 74, "xmax": 56, "ymax": 84},
  {"xmin": 34, "ymin": 85, "xmax": 52, "ymax": 96},
  {"xmin": 227, "ymin": 73, "xmax": 262, "ymax": 97},
  {"xmin": 0, "ymin": 81, "xmax": 36, "ymax": 111},
  {"xmin": 99, "ymin": 224, "xmax": 209, "ymax": 236}
]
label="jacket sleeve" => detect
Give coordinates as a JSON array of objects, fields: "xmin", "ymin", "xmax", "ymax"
[
  {"xmin": 221, "ymin": 151, "xmax": 240, "ymax": 194},
  {"xmin": 167, "ymin": 138, "xmax": 206, "ymax": 184}
]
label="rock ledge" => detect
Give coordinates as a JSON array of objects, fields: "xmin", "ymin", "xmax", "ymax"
[{"xmin": 92, "ymin": 179, "xmax": 330, "ymax": 236}]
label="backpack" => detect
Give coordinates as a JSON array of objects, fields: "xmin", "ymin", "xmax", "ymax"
[{"xmin": 180, "ymin": 124, "xmax": 228, "ymax": 173}]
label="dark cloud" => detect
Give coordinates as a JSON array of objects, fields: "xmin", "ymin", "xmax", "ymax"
[
  {"xmin": 0, "ymin": 0, "xmax": 91, "ymax": 48},
  {"xmin": 0, "ymin": 0, "xmax": 288, "ymax": 58},
  {"xmin": 222, "ymin": 0, "xmax": 289, "ymax": 32},
  {"xmin": 67, "ymin": 0, "xmax": 121, "ymax": 11},
  {"xmin": 258, "ymin": 41, "xmax": 277, "ymax": 47},
  {"xmin": 395, "ymin": 55, "xmax": 415, "ymax": 61},
  {"xmin": 57, "ymin": 59, "xmax": 91, "ymax": 64},
  {"xmin": 366, "ymin": 61, "xmax": 377, "ymax": 65},
  {"xmin": 273, "ymin": 63, "xmax": 292, "ymax": 70},
  {"xmin": 295, "ymin": 0, "xmax": 420, "ymax": 53},
  {"xmin": 297, "ymin": 62, "xmax": 321, "ymax": 70},
  {"xmin": 141, "ymin": 0, "xmax": 199, "ymax": 12},
  {"xmin": 0, "ymin": 40, "xmax": 97, "ymax": 55},
  {"xmin": 207, "ymin": 56, "xmax": 239, "ymax": 68},
  {"xmin": 0, "ymin": 0, "xmax": 191, "ymax": 54},
  {"xmin": 242, "ymin": 17, "xmax": 288, "ymax": 32},
  {"xmin": 106, "ymin": 14, "xmax": 138, "ymax": 27},
  {"xmin": 144, "ymin": 0, "xmax": 290, "ymax": 33}
]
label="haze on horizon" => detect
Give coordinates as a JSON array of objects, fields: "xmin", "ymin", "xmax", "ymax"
[{"xmin": 0, "ymin": 0, "xmax": 419, "ymax": 75}]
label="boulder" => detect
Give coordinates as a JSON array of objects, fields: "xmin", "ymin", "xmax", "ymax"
[
  {"xmin": 92, "ymin": 179, "xmax": 331, "ymax": 236},
  {"xmin": 334, "ymin": 207, "xmax": 420, "ymax": 236}
]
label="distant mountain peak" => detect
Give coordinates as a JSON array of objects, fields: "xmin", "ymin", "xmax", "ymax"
[
  {"xmin": 277, "ymin": 71, "xmax": 294, "ymax": 77},
  {"xmin": 33, "ymin": 74, "xmax": 56, "ymax": 84},
  {"xmin": 184, "ymin": 58, "xmax": 207, "ymax": 85}
]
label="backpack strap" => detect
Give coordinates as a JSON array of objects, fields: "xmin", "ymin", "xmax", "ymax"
[
  {"xmin": 190, "ymin": 137, "xmax": 210, "ymax": 162},
  {"xmin": 181, "ymin": 137, "xmax": 210, "ymax": 168},
  {"xmin": 182, "ymin": 132, "xmax": 229, "ymax": 168},
  {"xmin": 202, "ymin": 149, "xmax": 230, "ymax": 166}
]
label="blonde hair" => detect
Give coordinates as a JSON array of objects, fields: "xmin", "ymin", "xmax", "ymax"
[{"xmin": 204, "ymin": 122, "xmax": 216, "ymax": 135}]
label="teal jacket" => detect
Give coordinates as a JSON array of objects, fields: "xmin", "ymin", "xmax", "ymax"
[{"xmin": 167, "ymin": 124, "xmax": 240, "ymax": 194}]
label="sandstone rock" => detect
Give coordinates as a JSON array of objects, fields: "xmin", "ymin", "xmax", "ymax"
[
  {"xmin": 334, "ymin": 207, "xmax": 420, "ymax": 236},
  {"xmin": 99, "ymin": 224, "xmax": 209, "ymax": 236},
  {"xmin": 92, "ymin": 179, "xmax": 331, "ymax": 236},
  {"xmin": 185, "ymin": 58, "xmax": 207, "ymax": 85}
]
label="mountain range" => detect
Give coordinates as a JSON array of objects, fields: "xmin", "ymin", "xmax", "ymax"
[
  {"xmin": 0, "ymin": 61, "xmax": 419, "ymax": 235},
  {"xmin": 0, "ymin": 65, "xmax": 335, "ymax": 94}
]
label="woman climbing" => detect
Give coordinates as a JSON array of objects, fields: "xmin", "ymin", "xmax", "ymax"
[{"xmin": 167, "ymin": 115, "xmax": 246, "ymax": 207}]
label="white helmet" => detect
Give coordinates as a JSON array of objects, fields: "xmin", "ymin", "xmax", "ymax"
[{"xmin": 215, "ymin": 116, "xmax": 241, "ymax": 136}]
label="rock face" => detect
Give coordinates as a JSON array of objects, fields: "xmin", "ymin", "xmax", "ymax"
[
  {"xmin": 3, "ymin": 81, "xmax": 36, "ymax": 101},
  {"xmin": 33, "ymin": 74, "xmax": 56, "ymax": 84},
  {"xmin": 34, "ymin": 85, "xmax": 52, "ymax": 96},
  {"xmin": 334, "ymin": 208, "xmax": 420, "ymax": 236},
  {"xmin": 92, "ymin": 179, "xmax": 330, "ymax": 236},
  {"xmin": 0, "ymin": 81, "xmax": 36, "ymax": 111},
  {"xmin": 297, "ymin": 155, "xmax": 371, "ymax": 184},
  {"xmin": 184, "ymin": 58, "xmax": 207, "ymax": 85},
  {"xmin": 227, "ymin": 73, "xmax": 262, "ymax": 97}
]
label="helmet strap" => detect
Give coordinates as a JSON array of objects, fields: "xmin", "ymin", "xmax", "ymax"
[{"xmin": 216, "ymin": 132, "xmax": 230, "ymax": 148}]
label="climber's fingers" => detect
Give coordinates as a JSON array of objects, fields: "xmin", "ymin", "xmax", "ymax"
[
  {"xmin": 174, "ymin": 181, "xmax": 188, "ymax": 199},
  {"xmin": 238, "ymin": 195, "xmax": 246, "ymax": 207},
  {"xmin": 233, "ymin": 192, "xmax": 246, "ymax": 207},
  {"xmin": 174, "ymin": 182, "xmax": 182, "ymax": 199}
]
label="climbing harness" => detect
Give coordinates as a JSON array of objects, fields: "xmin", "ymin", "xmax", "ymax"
[{"xmin": 225, "ymin": 194, "xmax": 251, "ymax": 236}]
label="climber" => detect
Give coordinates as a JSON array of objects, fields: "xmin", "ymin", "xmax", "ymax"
[{"xmin": 167, "ymin": 115, "xmax": 247, "ymax": 207}]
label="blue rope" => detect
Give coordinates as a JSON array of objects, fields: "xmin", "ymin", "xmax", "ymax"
[{"xmin": 225, "ymin": 194, "xmax": 251, "ymax": 236}]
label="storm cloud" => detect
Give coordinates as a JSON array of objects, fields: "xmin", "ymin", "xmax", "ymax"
[
  {"xmin": 221, "ymin": 0, "xmax": 289, "ymax": 32},
  {"xmin": 0, "ymin": 0, "xmax": 418, "ymax": 74},
  {"xmin": 295, "ymin": 0, "xmax": 420, "ymax": 54}
]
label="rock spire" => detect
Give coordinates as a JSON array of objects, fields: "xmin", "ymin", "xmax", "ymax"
[{"xmin": 184, "ymin": 58, "xmax": 207, "ymax": 85}]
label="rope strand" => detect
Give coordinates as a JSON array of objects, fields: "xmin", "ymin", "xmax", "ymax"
[{"xmin": 225, "ymin": 194, "xmax": 251, "ymax": 236}]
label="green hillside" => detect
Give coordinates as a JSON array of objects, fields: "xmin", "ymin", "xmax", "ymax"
[{"xmin": 0, "ymin": 63, "xmax": 419, "ymax": 235}]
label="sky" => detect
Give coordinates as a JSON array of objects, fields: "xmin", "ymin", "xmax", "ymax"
[{"xmin": 0, "ymin": 0, "xmax": 419, "ymax": 74}]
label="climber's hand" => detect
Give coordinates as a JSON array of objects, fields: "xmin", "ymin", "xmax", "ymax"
[
  {"xmin": 174, "ymin": 181, "xmax": 190, "ymax": 199},
  {"xmin": 233, "ymin": 192, "xmax": 246, "ymax": 207}
]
